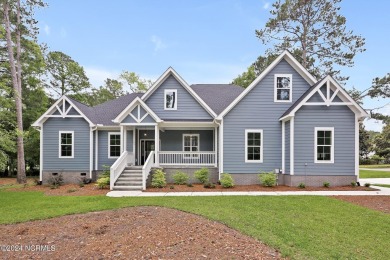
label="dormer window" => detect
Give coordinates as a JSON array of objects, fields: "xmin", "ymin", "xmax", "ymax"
[
  {"xmin": 274, "ymin": 74, "xmax": 292, "ymax": 102},
  {"xmin": 164, "ymin": 89, "xmax": 177, "ymax": 110}
]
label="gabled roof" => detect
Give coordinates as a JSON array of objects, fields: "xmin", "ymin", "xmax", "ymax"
[
  {"xmin": 141, "ymin": 67, "xmax": 217, "ymax": 118},
  {"xmin": 280, "ymin": 75, "xmax": 369, "ymax": 121},
  {"xmin": 190, "ymin": 84, "xmax": 244, "ymax": 115},
  {"xmin": 113, "ymin": 96, "xmax": 161, "ymax": 123},
  {"xmin": 217, "ymin": 50, "xmax": 317, "ymax": 119},
  {"xmin": 32, "ymin": 95, "xmax": 95, "ymax": 127}
]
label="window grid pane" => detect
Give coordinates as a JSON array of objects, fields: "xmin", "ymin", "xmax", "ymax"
[
  {"xmin": 247, "ymin": 131, "xmax": 262, "ymax": 161},
  {"xmin": 60, "ymin": 133, "xmax": 72, "ymax": 157},
  {"xmin": 183, "ymin": 135, "xmax": 199, "ymax": 158},
  {"xmin": 109, "ymin": 134, "xmax": 121, "ymax": 157},
  {"xmin": 317, "ymin": 130, "xmax": 332, "ymax": 161}
]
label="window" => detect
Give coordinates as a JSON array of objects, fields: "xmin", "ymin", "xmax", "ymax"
[
  {"xmin": 183, "ymin": 134, "xmax": 199, "ymax": 158},
  {"xmin": 164, "ymin": 89, "xmax": 177, "ymax": 110},
  {"xmin": 274, "ymin": 74, "xmax": 292, "ymax": 102},
  {"xmin": 108, "ymin": 132, "xmax": 121, "ymax": 158},
  {"xmin": 245, "ymin": 129, "xmax": 263, "ymax": 163},
  {"xmin": 315, "ymin": 127, "xmax": 334, "ymax": 163},
  {"xmin": 59, "ymin": 131, "xmax": 74, "ymax": 158}
]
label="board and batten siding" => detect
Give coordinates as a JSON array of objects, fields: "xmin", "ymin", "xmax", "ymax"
[
  {"xmin": 223, "ymin": 59, "xmax": 312, "ymax": 173},
  {"xmin": 294, "ymin": 106, "xmax": 355, "ymax": 175},
  {"xmin": 42, "ymin": 117, "xmax": 90, "ymax": 171},
  {"xmin": 160, "ymin": 130, "xmax": 214, "ymax": 151},
  {"xmin": 145, "ymin": 75, "xmax": 212, "ymax": 120}
]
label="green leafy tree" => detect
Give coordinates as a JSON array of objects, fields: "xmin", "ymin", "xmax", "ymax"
[
  {"xmin": 46, "ymin": 51, "xmax": 90, "ymax": 97},
  {"xmin": 374, "ymin": 124, "xmax": 390, "ymax": 162},
  {"xmin": 232, "ymin": 65, "xmax": 256, "ymax": 88},
  {"xmin": 1, "ymin": 0, "xmax": 45, "ymax": 183},
  {"xmin": 359, "ymin": 123, "xmax": 371, "ymax": 159},
  {"xmin": 120, "ymin": 71, "xmax": 152, "ymax": 93},
  {"xmin": 255, "ymin": 0, "xmax": 365, "ymax": 82}
]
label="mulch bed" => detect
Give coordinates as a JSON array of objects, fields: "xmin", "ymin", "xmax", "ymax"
[
  {"xmin": 332, "ymin": 196, "xmax": 390, "ymax": 214},
  {"xmin": 0, "ymin": 207, "xmax": 284, "ymax": 259},
  {"xmin": 147, "ymin": 184, "xmax": 375, "ymax": 192}
]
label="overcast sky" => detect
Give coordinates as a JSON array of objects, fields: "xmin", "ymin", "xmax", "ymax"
[{"xmin": 35, "ymin": 0, "xmax": 390, "ymax": 131}]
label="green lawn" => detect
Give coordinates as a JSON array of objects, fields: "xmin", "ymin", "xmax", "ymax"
[
  {"xmin": 359, "ymin": 169, "xmax": 390, "ymax": 178},
  {"xmin": 372, "ymin": 184, "xmax": 390, "ymax": 188},
  {"xmin": 0, "ymin": 191, "xmax": 390, "ymax": 259},
  {"xmin": 360, "ymin": 164, "xmax": 390, "ymax": 168}
]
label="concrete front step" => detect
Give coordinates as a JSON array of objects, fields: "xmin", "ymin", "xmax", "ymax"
[
  {"xmin": 117, "ymin": 177, "xmax": 142, "ymax": 181},
  {"xmin": 125, "ymin": 166, "xmax": 142, "ymax": 170},
  {"xmin": 121, "ymin": 172, "xmax": 142, "ymax": 176},
  {"xmin": 115, "ymin": 180, "xmax": 142, "ymax": 186},
  {"xmin": 113, "ymin": 185, "xmax": 142, "ymax": 191}
]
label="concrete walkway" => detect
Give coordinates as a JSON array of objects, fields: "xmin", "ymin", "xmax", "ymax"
[
  {"xmin": 107, "ymin": 187, "xmax": 390, "ymax": 197},
  {"xmin": 360, "ymin": 168, "xmax": 390, "ymax": 171}
]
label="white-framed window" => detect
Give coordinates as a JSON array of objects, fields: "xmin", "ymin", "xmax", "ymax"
[
  {"xmin": 108, "ymin": 132, "xmax": 121, "ymax": 158},
  {"xmin": 274, "ymin": 74, "xmax": 292, "ymax": 102},
  {"xmin": 245, "ymin": 129, "xmax": 263, "ymax": 163},
  {"xmin": 59, "ymin": 131, "xmax": 74, "ymax": 158},
  {"xmin": 164, "ymin": 89, "xmax": 177, "ymax": 110},
  {"xmin": 315, "ymin": 127, "xmax": 334, "ymax": 163},
  {"xmin": 183, "ymin": 134, "xmax": 199, "ymax": 159}
]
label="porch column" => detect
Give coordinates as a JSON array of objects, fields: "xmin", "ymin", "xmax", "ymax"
[
  {"xmin": 123, "ymin": 126, "xmax": 127, "ymax": 152},
  {"xmin": 120, "ymin": 125, "xmax": 124, "ymax": 153},
  {"xmin": 154, "ymin": 124, "xmax": 160, "ymax": 166},
  {"xmin": 214, "ymin": 126, "xmax": 218, "ymax": 167}
]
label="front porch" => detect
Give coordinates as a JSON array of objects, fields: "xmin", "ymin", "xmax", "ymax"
[{"xmin": 110, "ymin": 123, "xmax": 219, "ymax": 190}]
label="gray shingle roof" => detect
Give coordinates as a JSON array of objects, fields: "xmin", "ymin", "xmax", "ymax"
[
  {"xmin": 67, "ymin": 84, "xmax": 244, "ymax": 125},
  {"xmin": 279, "ymin": 77, "xmax": 326, "ymax": 119},
  {"xmin": 68, "ymin": 93, "xmax": 143, "ymax": 126},
  {"xmin": 190, "ymin": 84, "xmax": 244, "ymax": 115}
]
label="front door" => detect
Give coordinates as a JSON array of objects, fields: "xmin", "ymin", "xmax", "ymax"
[{"xmin": 140, "ymin": 140, "xmax": 155, "ymax": 165}]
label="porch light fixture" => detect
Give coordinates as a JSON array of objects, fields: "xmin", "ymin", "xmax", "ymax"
[{"xmin": 144, "ymin": 132, "xmax": 147, "ymax": 137}]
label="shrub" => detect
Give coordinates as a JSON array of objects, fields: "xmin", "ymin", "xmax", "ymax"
[
  {"xmin": 220, "ymin": 173, "xmax": 234, "ymax": 188},
  {"xmin": 151, "ymin": 169, "xmax": 167, "ymax": 188},
  {"xmin": 364, "ymin": 182, "xmax": 371, "ymax": 187},
  {"xmin": 169, "ymin": 185, "xmax": 174, "ymax": 189},
  {"xmin": 259, "ymin": 172, "xmax": 277, "ymax": 187},
  {"xmin": 67, "ymin": 188, "xmax": 78, "ymax": 193},
  {"xmin": 323, "ymin": 182, "xmax": 330, "ymax": 188},
  {"xmin": 194, "ymin": 168, "xmax": 209, "ymax": 184},
  {"xmin": 101, "ymin": 165, "xmax": 110, "ymax": 178},
  {"xmin": 298, "ymin": 183, "xmax": 306, "ymax": 189},
  {"xmin": 172, "ymin": 171, "xmax": 189, "ymax": 185},
  {"xmin": 48, "ymin": 173, "xmax": 64, "ymax": 189},
  {"xmin": 96, "ymin": 177, "xmax": 110, "ymax": 189},
  {"xmin": 187, "ymin": 183, "xmax": 194, "ymax": 187},
  {"xmin": 204, "ymin": 182, "xmax": 216, "ymax": 189},
  {"xmin": 351, "ymin": 181, "xmax": 357, "ymax": 187}
]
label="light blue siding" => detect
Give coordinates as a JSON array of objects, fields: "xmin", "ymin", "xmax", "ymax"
[
  {"xmin": 127, "ymin": 130, "xmax": 133, "ymax": 152},
  {"xmin": 145, "ymin": 75, "xmax": 213, "ymax": 120},
  {"xmin": 223, "ymin": 59, "xmax": 312, "ymax": 173},
  {"xmin": 285, "ymin": 121, "xmax": 290, "ymax": 174},
  {"xmin": 123, "ymin": 114, "xmax": 137, "ymax": 123},
  {"xmin": 97, "ymin": 130, "xmax": 120, "ymax": 170},
  {"xmin": 160, "ymin": 130, "xmax": 214, "ymax": 151},
  {"xmin": 42, "ymin": 117, "xmax": 90, "ymax": 171},
  {"xmin": 294, "ymin": 106, "xmax": 355, "ymax": 175}
]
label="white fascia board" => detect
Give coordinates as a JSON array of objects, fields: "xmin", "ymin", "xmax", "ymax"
[
  {"xmin": 217, "ymin": 50, "xmax": 317, "ymax": 119},
  {"xmin": 113, "ymin": 97, "xmax": 161, "ymax": 123},
  {"xmin": 142, "ymin": 67, "xmax": 217, "ymax": 118},
  {"xmin": 327, "ymin": 76, "xmax": 369, "ymax": 118},
  {"xmin": 280, "ymin": 76, "xmax": 369, "ymax": 121},
  {"xmin": 32, "ymin": 95, "xmax": 95, "ymax": 127}
]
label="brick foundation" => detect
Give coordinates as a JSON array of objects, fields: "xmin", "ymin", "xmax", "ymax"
[{"xmin": 42, "ymin": 171, "xmax": 92, "ymax": 184}]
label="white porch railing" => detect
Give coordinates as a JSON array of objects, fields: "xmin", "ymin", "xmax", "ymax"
[
  {"xmin": 158, "ymin": 151, "xmax": 216, "ymax": 166},
  {"xmin": 142, "ymin": 151, "xmax": 155, "ymax": 190},
  {"xmin": 110, "ymin": 151, "xmax": 134, "ymax": 190}
]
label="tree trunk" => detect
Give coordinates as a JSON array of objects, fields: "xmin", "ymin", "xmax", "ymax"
[{"xmin": 3, "ymin": 0, "xmax": 26, "ymax": 184}]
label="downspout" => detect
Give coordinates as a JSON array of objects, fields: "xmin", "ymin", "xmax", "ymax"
[{"xmin": 213, "ymin": 119, "xmax": 222, "ymax": 180}]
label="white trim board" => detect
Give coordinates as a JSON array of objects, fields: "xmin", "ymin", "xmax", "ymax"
[
  {"xmin": 244, "ymin": 129, "xmax": 264, "ymax": 163},
  {"xmin": 141, "ymin": 67, "xmax": 217, "ymax": 118},
  {"xmin": 217, "ymin": 50, "xmax": 317, "ymax": 119},
  {"xmin": 58, "ymin": 131, "xmax": 74, "ymax": 159},
  {"xmin": 108, "ymin": 132, "xmax": 121, "ymax": 159},
  {"xmin": 280, "ymin": 76, "xmax": 369, "ymax": 121},
  {"xmin": 32, "ymin": 96, "xmax": 94, "ymax": 127},
  {"xmin": 113, "ymin": 97, "xmax": 161, "ymax": 124}
]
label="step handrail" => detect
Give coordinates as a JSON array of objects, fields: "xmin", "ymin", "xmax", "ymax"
[
  {"xmin": 142, "ymin": 151, "xmax": 155, "ymax": 190},
  {"xmin": 110, "ymin": 151, "xmax": 129, "ymax": 190}
]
